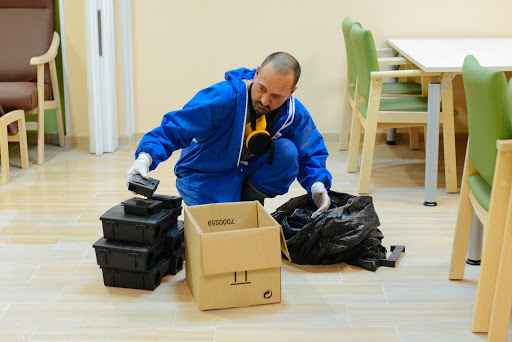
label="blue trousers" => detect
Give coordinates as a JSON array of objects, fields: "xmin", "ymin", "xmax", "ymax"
[{"xmin": 176, "ymin": 139, "xmax": 299, "ymax": 206}]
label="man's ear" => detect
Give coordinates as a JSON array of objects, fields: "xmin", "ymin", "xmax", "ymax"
[
  {"xmin": 255, "ymin": 66, "xmax": 260, "ymax": 77},
  {"xmin": 288, "ymin": 86, "xmax": 297, "ymax": 98}
]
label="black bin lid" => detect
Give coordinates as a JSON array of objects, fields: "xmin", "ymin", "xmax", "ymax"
[{"xmin": 100, "ymin": 204, "xmax": 173, "ymax": 225}]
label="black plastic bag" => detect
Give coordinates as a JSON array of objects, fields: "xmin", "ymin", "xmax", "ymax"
[{"xmin": 271, "ymin": 191, "xmax": 387, "ymax": 271}]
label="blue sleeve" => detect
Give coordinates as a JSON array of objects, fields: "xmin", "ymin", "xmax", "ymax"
[
  {"xmin": 285, "ymin": 100, "xmax": 332, "ymax": 195},
  {"xmin": 135, "ymin": 83, "xmax": 235, "ymax": 170}
]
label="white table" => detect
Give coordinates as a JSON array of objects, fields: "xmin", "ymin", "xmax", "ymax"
[{"xmin": 387, "ymin": 38, "xmax": 512, "ymax": 206}]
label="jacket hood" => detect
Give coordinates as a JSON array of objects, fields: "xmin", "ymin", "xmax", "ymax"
[{"xmin": 225, "ymin": 67, "xmax": 256, "ymax": 84}]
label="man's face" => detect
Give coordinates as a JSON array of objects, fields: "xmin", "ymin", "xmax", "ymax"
[{"xmin": 251, "ymin": 63, "xmax": 297, "ymax": 116}]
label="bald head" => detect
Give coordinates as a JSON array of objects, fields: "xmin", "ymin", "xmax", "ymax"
[{"xmin": 260, "ymin": 52, "xmax": 301, "ymax": 89}]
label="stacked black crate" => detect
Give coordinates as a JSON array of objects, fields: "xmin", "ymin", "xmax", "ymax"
[{"xmin": 93, "ymin": 175, "xmax": 185, "ymax": 290}]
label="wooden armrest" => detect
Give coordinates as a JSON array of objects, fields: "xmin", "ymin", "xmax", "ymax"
[
  {"xmin": 0, "ymin": 109, "xmax": 25, "ymax": 126},
  {"xmin": 497, "ymin": 139, "xmax": 512, "ymax": 152},
  {"xmin": 371, "ymin": 69, "xmax": 439, "ymax": 79},
  {"xmin": 376, "ymin": 48, "xmax": 393, "ymax": 54},
  {"xmin": 378, "ymin": 57, "xmax": 413, "ymax": 66},
  {"xmin": 30, "ymin": 32, "xmax": 60, "ymax": 65}
]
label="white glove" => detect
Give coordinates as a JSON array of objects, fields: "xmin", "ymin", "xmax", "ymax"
[
  {"xmin": 126, "ymin": 152, "xmax": 152, "ymax": 186},
  {"xmin": 311, "ymin": 181, "xmax": 330, "ymax": 219}
]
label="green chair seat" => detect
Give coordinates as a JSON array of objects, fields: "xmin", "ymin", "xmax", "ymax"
[
  {"xmin": 383, "ymin": 82, "xmax": 422, "ymax": 95},
  {"xmin": 349, "ymin": 82, "xmax": 422, "ymax": 100},
  {"xmin": 468, "ymin": 174, "xmax": 492, "ymax": 211},
  {"xmin": 357, "ymin": 96, "xmax": 429, "ymax": 118},
  {"xmin": 357, "ymin": 97, "xmax": 457, "ymax": 118}
]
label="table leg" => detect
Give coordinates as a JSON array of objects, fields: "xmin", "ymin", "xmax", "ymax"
[
  {"xmin": 424, "ymin": 82, "xmax": 441, "ymax": 206},
  {"xmin": 386, "ymin": 128, "xmax": 396, "ymax": 145}
]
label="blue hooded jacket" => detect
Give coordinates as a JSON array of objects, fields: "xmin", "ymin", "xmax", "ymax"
[{"xmin": 135, "ymin": 68, "xmax": 332, "ymax": 198}]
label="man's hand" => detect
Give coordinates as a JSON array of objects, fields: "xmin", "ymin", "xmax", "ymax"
[
  {"xmin": 311, "ymin": 181, "xmax": 330, "ymax": 219},
  {"xmin": 126, "ymin": 152, "xmax": 152, "ymax": 186}
]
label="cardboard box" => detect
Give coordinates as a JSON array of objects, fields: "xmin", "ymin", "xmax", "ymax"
[{"xmin": 184, "ymin": 201, "xmax": 290, "ymax": 311}]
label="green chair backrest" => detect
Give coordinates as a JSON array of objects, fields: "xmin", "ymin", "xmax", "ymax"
[
  {"xmin": 462, "ymin": 55, "xmax": 512, "ymax": 186},
  {"xmin": 350, "ymin": 25, "xmax": 379, "ymax": 102},
  {"xmin": 509, "ymin": 79, "xmax": 512, "ymax": 120},
  {"xmin": 342, "ymin": 17, "xmax": 362, "ymax": 85}
]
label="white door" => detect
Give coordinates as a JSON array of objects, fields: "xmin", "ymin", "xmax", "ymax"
[{"xmin": 84, "ymin": 0, "xmax": 118, "ymax": 155}]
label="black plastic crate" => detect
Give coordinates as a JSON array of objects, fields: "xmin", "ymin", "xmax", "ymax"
[
  {"xmin": 168, "ymin": 207, "xmax": 182, "ymax": 220},
  {"xmin": 93, "ymin": 224, "xmax": 184, "ymax": 272},
  {"xmin": 121, "ymin": 197, "xmax": 163, "ymax": 216},
  {"xmin": 100, "ymin": 204, "xmax": 178, "ymax": 244},
  {"xmin": 150, "ymin": 194, "xmax": 183, "ymax": 209},
  {"xmin": 168, "ymin": 248, "xmax": 185, "ymax": 275},
  {"xmin": 101, "ymin": 257, "xmax": 170, "ymax": 291},
  {"xmin": 93, "ymin": 236, "xmax": 167, "ymax": 272},
  {"xmin": 166, "ymin": 222, "xmax": 184, "ymax": 257},
  {"xmin": 128, "ymin": 175, "xmax": 160, "ymax": 198}
]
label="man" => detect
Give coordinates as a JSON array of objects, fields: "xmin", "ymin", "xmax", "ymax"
[{"xmin": 126, "ymin": 52, "xmax": 332, "ymax": 218}]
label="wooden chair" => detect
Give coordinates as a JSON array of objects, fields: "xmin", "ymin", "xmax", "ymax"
[
  {"xmin": 0, "ymin": 0, "xmax": 65, "ymax": 166},
  {"xmin": 0, "ymin": 108, "xmax": 29, "ymax": 184},
  {"xmin": 338, "ymin": 17, "xmax": 424, "ymax": 151},
  {"xmin": 347, "ymin": 25, "xmax": 457, "ymax": 194},
  {"xmin": 488, "ymin": 142, "xmax": 512, "ymax": 340},
  {"xmin": 448, "ymin": 55, "xmax": 512, "ymax": 334}
]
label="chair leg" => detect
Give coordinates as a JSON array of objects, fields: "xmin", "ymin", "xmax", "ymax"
[
  {"xmin": 409, "ymin": 127, "xmax": 420, "ymax": 150},
  {"xmin": 441, "ymin": 78, "xmax": 457, "ymax": 193},
  {"xmin": 347, "ymin": 101, "xmax": 362, "ymax": 172},
  {"xmin": 487, "ymin": 211, "xmax": 512, "ymax": 341},
  {"xmin": 37, "ymin": 64, "xmax": 45, "ymax": 165},
  {"xmin": 338, "ymin": 79, "xmax": 353, "ymax": 151},
  {"xmin": 0, "ymin": 118, "xmax": 9, "ymax": 185},
  {"xmin": 358, "ymin": 112, "xmax": 378, "ymax": 194},
  {"xmin": 357, "ymin": 79, "xmax": 382, "ymax": 194},
  {"xmin": 487, "ymin": 196, "xmax": 512, "ymax": 341},
  {"xmin": 17, "ymin": 114, "xmax": 29, "ymax": 169},
  {"xmin": 472, "ymin": 148, "xmax": 512, "ymax": 333},
  {"xmin": 347, "ymin": 84, "xmax": 362, "ymax": 173},
  {"xmin": 449, "ymin": 152, "xmax": 476, "ymax": 280},
  {"xmin": 423, "ymin": 125, "xmax": 427, "ymax": 149},
  {"xmin": 421, "ymin": 76, "xmax": 429, "ymax": 149},
  {"xmin": 50, "ymin": 59, "xmax": 65, "ymax": 147}
]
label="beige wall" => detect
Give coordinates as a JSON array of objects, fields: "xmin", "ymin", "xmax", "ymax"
[
  {"xmin": 63, "ymin": 0, "xmax": 88, "ymax": 137},
  {"xmin": 65, "ymin": 0, "xmax": 512, "ymax": 138},
  {"xmin": 130, "ymin": 0, "xmax": 512, "ymax": 136},
  {"xmin": 114, "ymin": 0, "xmax": 127, "ymax": 137}
]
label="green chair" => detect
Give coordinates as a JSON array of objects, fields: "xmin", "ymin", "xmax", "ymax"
[
  {"xmin": 338, "ymin": 17, "xmax": 423, "ymax": 151},
  {"xmin": 347, "ymin": 25, "xmax": 457, "ymax": 194},
  {"xmin": 449, "ymin": 55, "xmax": 512, "ymax": 335}
]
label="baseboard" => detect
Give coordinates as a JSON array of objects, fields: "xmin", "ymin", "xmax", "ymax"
[
  {"xmin": 118, "ymin": 134, "xmax": 138, "ymax": 147},
  {"xmin": 45, "ymin": 132, "xmax": 61, "ymax": 145},
  {"xmin": 323, "ymin": 131, "xmax": 421, "ymax": 143},
  {"xmin": 321, "ymin": 133, "xmax": 339, "ymax": 142},
  {"xmin": 61, "ymin": 134, "xmax": 142, "ymax": 149},
  {"xmin": 64, "ymin": 135, "xmax": 89, "ymax": 147},
  {"xmin": 324, "ymin": 131, "xmax": 468, "ymax": 144},
  {"xmin": 25, "ymin": 132, "xmax": 65, "ymax": 145}
]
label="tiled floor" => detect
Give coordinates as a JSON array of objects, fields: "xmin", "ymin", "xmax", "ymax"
[{"xmin": 0, "ymin": 135, "xmax": 508, "ymax": 341}]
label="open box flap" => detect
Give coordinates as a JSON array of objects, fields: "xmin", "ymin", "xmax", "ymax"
[
  {"xmin": 200, "ymin": 226, "xmax": 282, "ymax": 276},
  {"xmin": 256, "ymin": 202, "xmax": 291, "ymax": 262}
]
